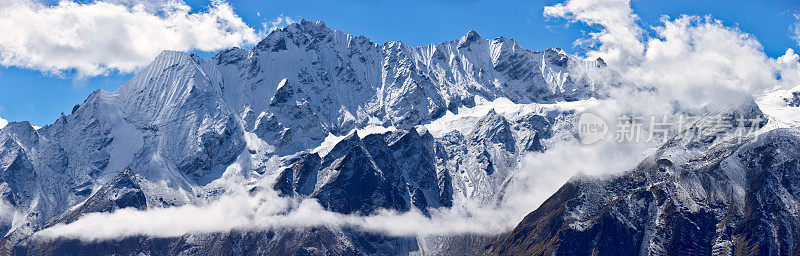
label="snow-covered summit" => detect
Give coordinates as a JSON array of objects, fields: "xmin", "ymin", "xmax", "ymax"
[{"xmin": 0, "ymin": 21, "xmax": 616, "ymax": 251}]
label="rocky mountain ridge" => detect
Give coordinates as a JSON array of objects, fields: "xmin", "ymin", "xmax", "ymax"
[{"xmin": 0, "ymin": 20, "xmax": 612, "ymax": 255}]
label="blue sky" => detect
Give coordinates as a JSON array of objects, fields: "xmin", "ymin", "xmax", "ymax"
[{"xmin": 1, "ymin": 0, "xmax": 799, "ymax": 126}]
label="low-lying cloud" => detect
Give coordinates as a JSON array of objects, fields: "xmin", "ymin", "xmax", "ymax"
[
  {"xmin": 504, "ymin": 131, "xmax": 655, "ymax": 220},
  {"xmin": 0, "ymin": 0, "xmax": 261, "ymax": 76},
  {"xmin": 34, "ymin": 139, "xmax": 654, "ymax": 242},
  {"xmin": 0, "ymin": 199, "xmax": 15, "ymax": 223},
  {"xmin": 35, "ymin": 188, "xmax": 514, "ymax": 242}
]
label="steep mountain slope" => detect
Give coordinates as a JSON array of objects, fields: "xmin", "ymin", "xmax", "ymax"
[
  {"xmin": 2, "ymin": 19, "xmax": 795, "ymax": 256},
  {"xmin": 487, "ymin": 107, "xmax": 800, "ymax": 256},
  {"xmin": 0, "ymin": 20, "xmax": 613, "ymax": 255}
]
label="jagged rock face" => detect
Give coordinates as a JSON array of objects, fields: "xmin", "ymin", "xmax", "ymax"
[
  {"xmin": 487, "ymin": 129, "xmax": 800, "ymax": 256},
  {"xmin": 433, "ymin": 109, "xmax": 553, "ymax": 206},
  {"xmin": 784, "ymin": 91, "xmax": 800, "ymax": 107},
  {"xmin": 2, "ymin": 19, "xmax": 794, "ymax": 256},
  {"xmin": 0, "ymin": 141, "xmax": 36, "ymax": 206},
  {"xmin": 0, "ymin": 19, "xmax": 612, "ymax": 255},
  {"xmin": 217, "ymin": 20, "xmax": 612, "ymax": 153},
  {"xmin": 312, "ymin": 135, "xmax": 409, "ymax": 215},
  {"xmin": 116, "ymin": 51, "xmax": 246, "ymax": 181},
  {"xmin": 275, "ymin": 129, "xmax": 448, "ymax": 215},
  {"xmin": 47, "ymin": 169, "xmax": 147, "ymax": 227},
  {"xmin": 271, "ymin": 107, "xmax": 556, "ymax": 218}
]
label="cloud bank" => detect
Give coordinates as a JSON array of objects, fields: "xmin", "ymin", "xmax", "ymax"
[
  {"xmin": 36, "ymin": 188, "xmax": 514, "ymax": 242},
  {"xmin": 0, "ymin": 0, "xmax": 261, "ymax": 76}
]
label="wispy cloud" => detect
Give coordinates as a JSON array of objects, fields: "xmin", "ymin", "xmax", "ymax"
[
  {"xmin": 0, "ymin": 0, "xmax": 261, "ymax": 76},
  {"xmin": 35, "ymin": 188, "xmax": 514, "ymax": 241},
  {"xmin": 262, "ymin": 14, "xmax": 298, "ymax": 35},
  {"xmin": 791, "ymin": 13, "xmax": 800, "ymax": 47},
  {"xmin": 0, "ymin": 199, "xmax": 21, "ymax": 229}
]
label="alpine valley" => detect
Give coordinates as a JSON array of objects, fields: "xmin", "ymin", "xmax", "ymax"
[{"xmin": 1, "ymin": 20, "xmax": 799, "ymax": 256}]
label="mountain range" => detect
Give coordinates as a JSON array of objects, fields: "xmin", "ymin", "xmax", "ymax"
[{"xmin": 2, "ymin": 20, "xmax": 797, "ymax": 256}]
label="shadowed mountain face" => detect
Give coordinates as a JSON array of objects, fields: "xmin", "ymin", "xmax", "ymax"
[
  {"xmin": 275, "ymin": 129, "xmax": 447, "ymax": 215},
  {"xmin": 488, "ymin": 128, "xmax": 800, "ymax": 256},
  {"xmin": 0, "ymin": 19, "xmax": 609, "ymax": 255},
  {"xmin": 7, "ymin": 18, "xmax": 795, "ymax": 256}
]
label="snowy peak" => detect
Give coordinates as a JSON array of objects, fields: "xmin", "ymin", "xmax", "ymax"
[
  {"xmin": 115, "ymin": 49, "xmax": 223, "ymax": 122},
  {"xmin": 458, "ymin": 30, "xmax": 483, "ymax": 49},
  {"xmin": 254, "ymin": 19, "xmax": 368, "ymax": 54},
  {"xmin": 471, "ymin": 109, "xmax": 516, "ymax": 153},
  {"xmin": 0, "ymin": 21, "xmax": 619, "ymax": 249},
  {"xmin": 0, "ymin": 121, "xmax": 38, "ymax": 149}
]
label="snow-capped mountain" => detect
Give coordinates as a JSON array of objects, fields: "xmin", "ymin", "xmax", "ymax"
[
  {"xmin": 3, "ymin": 19, "xmax": 797, "ymax": 256},
  {"xmin": 486, "ymin": 101, "xmax": 800, "ymax": 255},
  {"xmin": 0, "ymin": 20, "xmax": 613, "ymax": 255}
]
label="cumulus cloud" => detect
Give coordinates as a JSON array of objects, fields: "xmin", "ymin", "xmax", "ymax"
[
  {"xmin": 544, "ymin": 0, "xmax": 644, "ymax": 67},
  {"xmin": 0, "ymin": 0, "xmax": 261, "ymax": 76},
  {"xmin": 778, "ymin": 48, "xmax": 800, "ymax": 65},
  {"xmin": 545, "ymin": 0, "xmax": 793, "ymax": 109},
  {"xmin": 637, "ymin": 16, "xmax": 776, "ymax": 105}
]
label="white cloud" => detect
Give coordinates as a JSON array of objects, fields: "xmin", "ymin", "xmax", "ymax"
[
  {"xmin": 504, "ymin": 138, "xmax": 654, "ymax": 222},
  {"xmin": 777, "ymin": 49, "xmax": 800, "ymax": 89},
  {"xmin": 544, "ymin": 0, "xmax": 644, "ymax": 67},
  {"xmin": 546, "ymin": 0, "xmax": 788, "ymax": 109},
  {"xmin": 0, "ymin": 199, "xmax": 22, "ymax": 231},
  {"xmin": 0, "ymin": 0, "xmax": 261, "ymax": 76},
  {"xmin": 262, "ymin": 14, "xmax": 297, "ymax": 35},
  {"xmin": 778, "ymin": 48, "xmax": 799, "ymax": 65},
  {"xmin": 35, "ymin": 188, "xmax": 514, "ymax": 241},
  {"xmin": 635, "ymin": 16, "xmax": 777, "ymax": 106},
  {"xmin": 791, "ymin": 13, "xmax": 800, "ymax": 47},
  {"xmin": 0, "ymin": 116, "xmax": 7, "ymax": 129}
]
